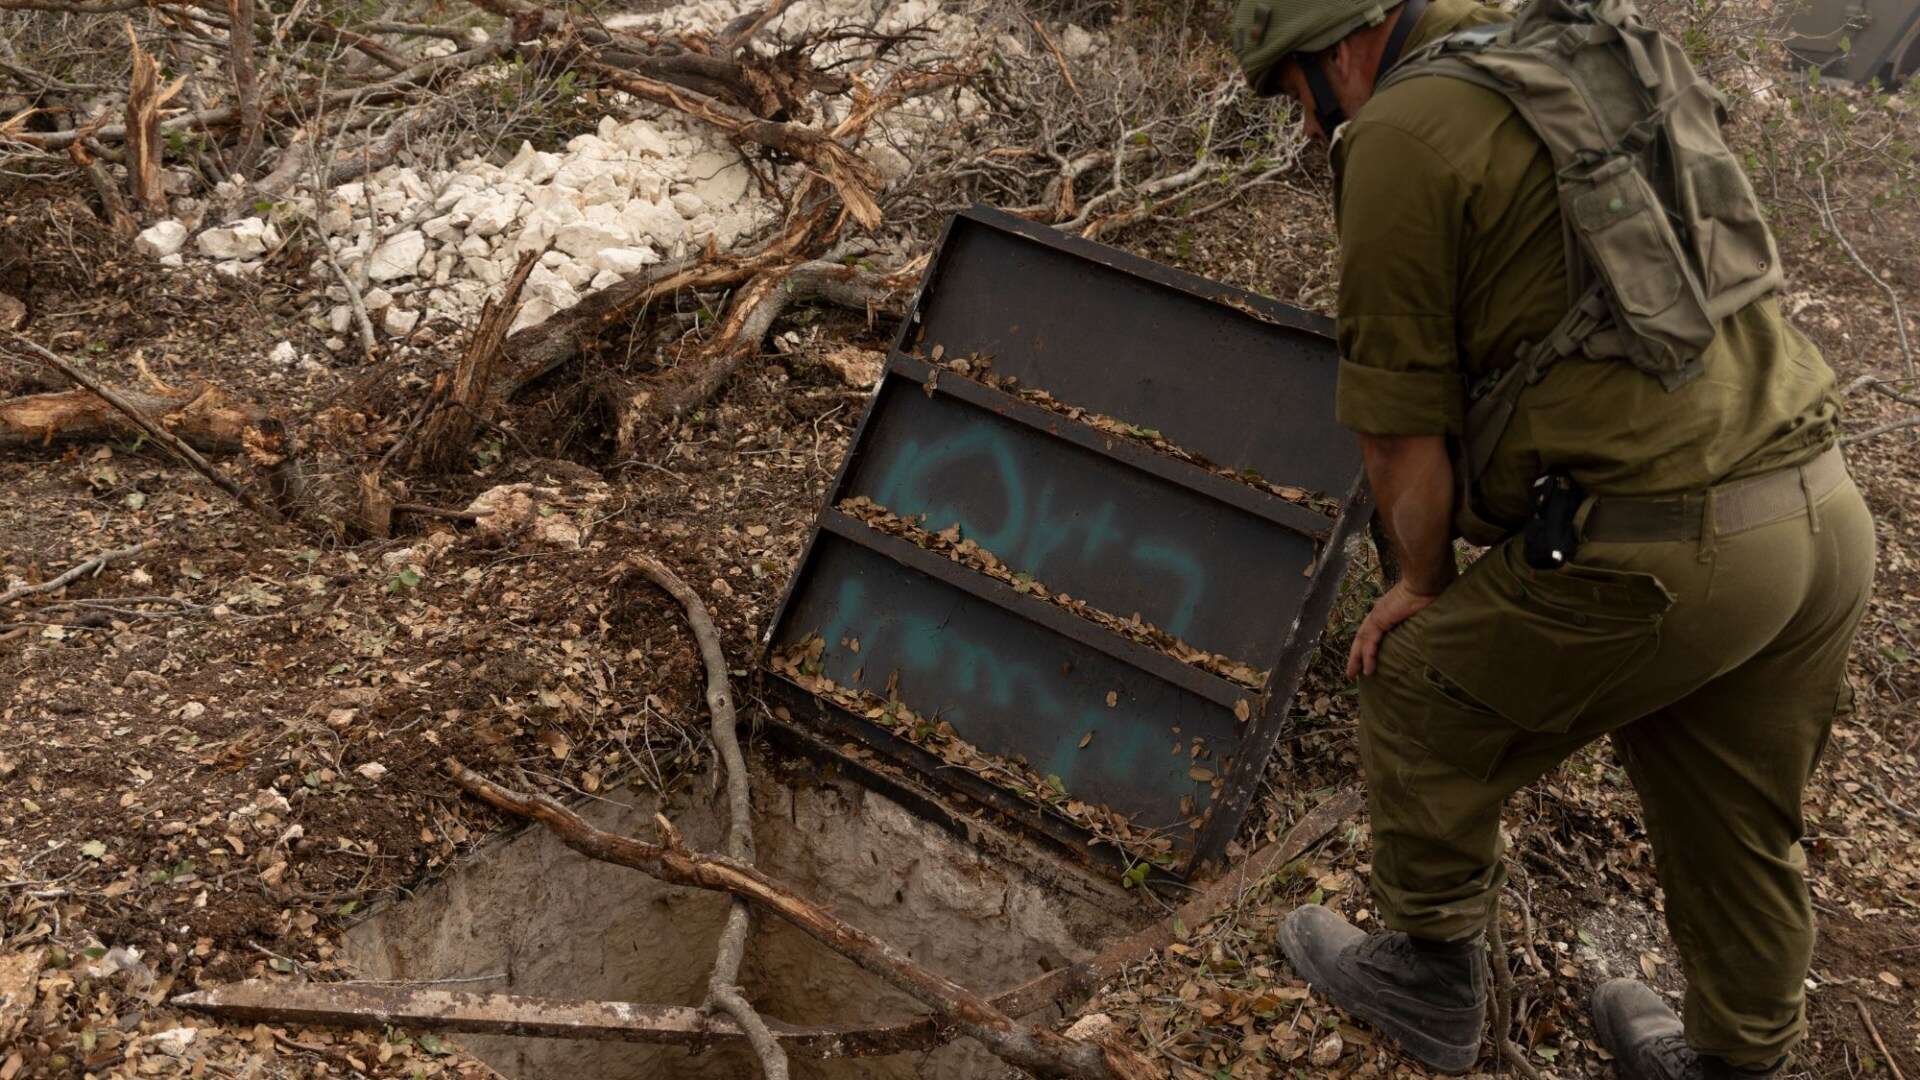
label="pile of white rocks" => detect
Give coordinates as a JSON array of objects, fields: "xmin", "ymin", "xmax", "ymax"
[
  {"xmin": 307, "ymin": 116, "xmax": 776, "ymax": 342},
  {"xmin": 133, "ymin": 0, "xmax": 1088, "ymax": 353}
]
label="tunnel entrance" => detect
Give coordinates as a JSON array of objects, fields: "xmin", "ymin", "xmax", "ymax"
[{"xmin": 341, "ymin": 755, "xmax": 1146, "ymax": 1078}]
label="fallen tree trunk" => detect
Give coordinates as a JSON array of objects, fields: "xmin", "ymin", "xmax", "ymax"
[
  {"xmin": 0, "ymin": 384, "xmax": 266, "ymax": 451},
  {"xmin": 3, "ymin": 335, "xmax": 284, "ymax": 522},
  {"xmin": 446, "ymin": 761, "xmax": 1158, "ymax": 1080}
]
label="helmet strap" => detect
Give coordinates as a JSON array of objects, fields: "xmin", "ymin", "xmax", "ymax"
[
  {"xmin": 1297, "ymin": 54, "xmax": 1347, "ymax": 133},
  {"xmin": 1296, "ymin": 0, "xmax": 1429, "ymax": 135},
  {"xmin": 1375, "ymin": 0, "xmax": 1429, "ymax": 79}
]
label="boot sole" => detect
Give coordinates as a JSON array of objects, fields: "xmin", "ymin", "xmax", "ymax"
[{"xmin": 1278, "ymin": 917, "xmax": 1482, "ymax": 1074}]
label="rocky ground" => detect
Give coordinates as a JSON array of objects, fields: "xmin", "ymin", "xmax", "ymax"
[{"xmin": 2, "ymin": 3, "xmax": 1917, "ymax": 1079}]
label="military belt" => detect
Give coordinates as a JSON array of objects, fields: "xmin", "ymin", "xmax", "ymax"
[{"xmin": 1580, "ymin": 446, "xmax": 1847, "ymax": 543}]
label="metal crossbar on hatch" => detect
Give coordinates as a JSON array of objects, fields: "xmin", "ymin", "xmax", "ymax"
[{"xmin": 760, "ymin": 206, "xmax": 1370, "ymax": 880}]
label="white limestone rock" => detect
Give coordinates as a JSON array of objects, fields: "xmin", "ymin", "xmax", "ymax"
[
  {"xmin": 135, "ymin": 220, "xmax": 187, "ymax": 258},
  {"xmin": 588, "ymin": 246, "xmax": 658, "ymax": 275},
  {"xmin": 685, "ymin": 151, "xmax": 750, "ymax": 208},
  {"xmin": 504, "ymin": 142, "xmax": 564, "ymax": 184},
  {"xmin": 553, "ymin": 222, "xmax": 630, "ymax": 259},
  {"xmin": 268, "ymin": 341, "xmax": 298, "ymax": 366},
  {"xmin": 367, "ymin": 230, "xmax": 427, "ymax": 282},
  {"xmin": 669, "ymin": 191, "xmax": 705, "ymax": 218},
  {"xmin": 462, "ymin": 192, "xmax": 523, "ymax": 237},
  {"xmin": 383, "ymin": 306, "xmax": 420, "ymax": 336},
  {"xmin": 195, "ymin": 217, "xmax": 274, "ymax": 259}
]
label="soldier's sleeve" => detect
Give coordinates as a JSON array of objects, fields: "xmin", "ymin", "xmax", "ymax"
[{"xmin": 1332, "ymin": 118, "xmax": 1468, "ymax": 437}]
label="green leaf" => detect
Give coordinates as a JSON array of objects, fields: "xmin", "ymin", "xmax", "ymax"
[
  {"xmin": 268, "ymin": 957, "xmax": 294, "ymax": 973},
  {"xmin": 418, "ymin": 1033, "xmax": 454, "ymax": 1056},
  {"xmin": 338, "ymin": 900, "xmax": 360, "ymax": 916},
  {"xmin": 82, "ymin": 946, "xmax": 107, "ymax": 960}
]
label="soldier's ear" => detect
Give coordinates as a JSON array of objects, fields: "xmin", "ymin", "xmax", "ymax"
[{"xmin": 1323, "ymin": 36, "xmax": 1361, "ymax": 81}]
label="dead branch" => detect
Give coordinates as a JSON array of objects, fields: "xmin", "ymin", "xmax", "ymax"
[
  {"xmin": 0, "ymin": 382, "xmax": 266, "ymax": 451},
  {"xmin": 63, "ymin": 130, "xmax": 136, "ymax": 237},
  {"xmin": 224, "ymin": 0, "xmax": 262, "ymax": 177},
  {"xmin": 1842, "ymin": 414, "xmax": 1920, "ymax": 444},
  {"xmin": 1487, "ymin": 895, "xmax": 1547, "ymax": 1080},
  {"xmin": 411, "ymin": 252, "xmax": 536, "ymax": 473},
  {"xmin": 571, "ymin": 53, "xmax": 881, "ymax": 228},
  {"xmin": 0, "ymin": 542, "xmax": 147, "ymax": 608},
  {"xmin": 647, "ymin": 259, "xmax": 912, "ymax": 438},
  {"xmin": 1815, "ymin": 130, "xmax": 1914, "ymax": 378},
  {"xmin": 14, "ymin": 40, "xmax": 504, "ymax": 151},
  {"xmin": 500, "ymin": 181, "xmax": 837, "ymax": 395},
  {"xmin": 446, "ymin": 761, "xmax": 1157, "ymax": 1080},
  {"xmin": 623, "ymin": 554, "xmax": 786, "ymax": 1080},
  {"xmin": 2, "ymin": 334, "xmax": 282, "ymax": 523},
  {"xmin": 725, "ymin": 0, "xmax": 795, "ymax": 53},
  {"xmin": 1853, "ymin": 998, "xmax": 1908, "ymax": 1080},
  {"xmin": 123, "ymin": 27, "xmax": 182, "ymax": 215},
  {"xmin": 0, "ymin": 0, "xmax": 210, "ymax": 11}
]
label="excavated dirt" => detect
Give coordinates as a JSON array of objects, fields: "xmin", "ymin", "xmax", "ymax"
[{"xmin": 343, "ymin": 758, "xmax": 1145, "ymax": 1079}]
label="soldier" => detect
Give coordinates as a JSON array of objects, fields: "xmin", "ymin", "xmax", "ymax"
[{"xmin": 1229, "ymin": 0, "xmax": 1878, "ymax": 1076}]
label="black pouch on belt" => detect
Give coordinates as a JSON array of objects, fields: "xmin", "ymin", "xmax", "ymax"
[{"xmin": 1523, "ymin": 472, "xmax": 1585, "ymax": 571}]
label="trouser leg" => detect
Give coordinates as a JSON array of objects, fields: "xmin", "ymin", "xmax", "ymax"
[
  {"xmin": 1358, "ymin": 612, "xmax": 1600, "ymax": 942},
  {"xmin": 1611, "ymin": 484, "xmax": 1875, "ymax": 1068}
]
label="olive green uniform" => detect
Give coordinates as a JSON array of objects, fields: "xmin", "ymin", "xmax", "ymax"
[{"xmin": 1331, "ymin": 0, "xmax": 1877, "ymax": 1066}]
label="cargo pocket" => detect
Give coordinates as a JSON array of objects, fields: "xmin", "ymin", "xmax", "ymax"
[{"xmin": 1421, "ymin": 540, "xmax": 1674, "ymax": 747}]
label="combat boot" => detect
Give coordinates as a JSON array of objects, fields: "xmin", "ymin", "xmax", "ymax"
[
  {"xmin": 1591, "ymin": 979, "xmax": 1784, "ymax": 1079},
  {"xmin": 1275, "ymin": 904, "xmax": 1485, "ymax": 1073}
]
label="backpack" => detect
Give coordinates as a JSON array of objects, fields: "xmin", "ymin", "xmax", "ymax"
[{"xmin": 1374, "ymin": 0, "xmax": 1784, "ymax": 539}]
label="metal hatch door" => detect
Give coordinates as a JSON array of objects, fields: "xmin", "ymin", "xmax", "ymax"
[{"xmin": 762, "ymin": 206, "xmax": 1369, "ymax": 879}]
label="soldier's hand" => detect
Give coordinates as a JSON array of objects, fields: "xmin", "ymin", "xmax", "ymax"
[{"xmin": 1346, "ymin": 581, "xmax": 1443, "ymax": 680}]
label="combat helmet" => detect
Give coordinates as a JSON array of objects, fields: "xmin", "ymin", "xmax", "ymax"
[
  {"xmin": 1230, "ymin": 0, "xmax": 1403, "ymax": 95},
  {"xmin": 1231, "ymin": 0, "xmax": 1429, "ymax": 133}
]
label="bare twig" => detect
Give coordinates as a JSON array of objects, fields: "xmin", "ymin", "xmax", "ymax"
[
  {"xmin": 1487, "ymin": 895, "xmax": 1548, "ymax": 1080},
  {"xmin": 1853, "ymin": 997, "xmax": 1908, "ymax": 1080},
  {"xmin": 1815, "ymin": 131, "xmax": 1914, "ymax": 378},
  {"xmin": 1841, "ymin": 414, "xmax": 1920, "ymax": 445},
  {"xmin": 623, "ymin": 553, "xmax": 786, "ymax": 1080},
  {"xmin": 445, "ymin": 762, "xmax": 1157, "ymax": 1080},
  {"xmin": 3, "ymin": 334, "xmax": 282, "ymax": 523},
  {"xmin": 0, "ymin": 543, "xmax": 147, "ymax": 607},
  {"xmin": 224, "ymin": 0, "xmax": 262, "ymax": 176},
  {"xmin": 320, "ymin": 249, "xmax": 378, "ymax": 360}
]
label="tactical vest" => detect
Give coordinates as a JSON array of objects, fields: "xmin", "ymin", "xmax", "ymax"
[{"xmin": 1372, "ymin": 0, "xmax": 1784, "ymax": 542}]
